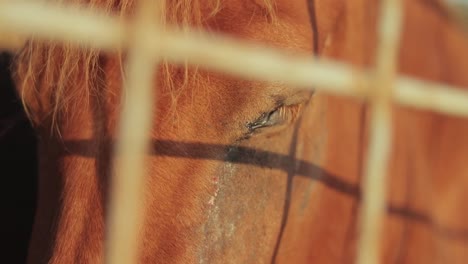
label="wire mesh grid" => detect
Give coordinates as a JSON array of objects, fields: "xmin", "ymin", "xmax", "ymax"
[{"xmin": 1, "ymin": 0, "xmax": 467, "ymax": 263}]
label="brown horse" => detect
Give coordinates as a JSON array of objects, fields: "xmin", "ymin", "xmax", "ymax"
[{"xmin": 11, "ymin": 0, "xmax": 468, "ymax": 263}]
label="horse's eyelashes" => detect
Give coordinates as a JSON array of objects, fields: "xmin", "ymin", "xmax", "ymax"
[{"xmin": 247, "ymin": 104, "xmax": 302, "ymax": 133}]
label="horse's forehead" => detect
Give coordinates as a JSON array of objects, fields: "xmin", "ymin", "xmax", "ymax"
[
  {"xmin": 146, "ymin": 1, "xmax": 316, "ymax": 138},
  {"xmin": 211, "ymin": 0, "xmax": 314, "ymax": 34},
  {"xmin": 229, "ymin": 0, "xmax": 312, "ymax": 20}
]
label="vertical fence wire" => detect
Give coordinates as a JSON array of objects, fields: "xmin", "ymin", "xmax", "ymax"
[
  {"xmin": 356, "ymin": 0, "xmax": 403, "ymax": 263},
  {"xmin": 105, "ymin": 0, "xmax": 162, "ymax": 263}
]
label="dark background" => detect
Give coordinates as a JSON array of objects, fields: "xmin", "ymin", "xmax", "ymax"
[{"xmin": 0, "ymin": 52, "xmax": 37, "ymax": 264}]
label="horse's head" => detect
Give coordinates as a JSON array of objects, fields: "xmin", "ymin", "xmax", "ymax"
[
  {"xmin": 13, "ymin": 0, "xmax": 339, "ymax": 263},
  {"xmin": 12, "ymin": 0, "xmax": 468, "ymax": 263}
]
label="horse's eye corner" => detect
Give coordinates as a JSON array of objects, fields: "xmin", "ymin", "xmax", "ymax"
[
  {"xmin": 246, "ymin": 104, "xmax": 292, "ymax": 133},
  {"xmin": 246, "ymin": 102, "xmax": 305, "ymax": 136},
  {"xmin": 246, "ymin": 111, "xmax": 274, "ymax": 132}
]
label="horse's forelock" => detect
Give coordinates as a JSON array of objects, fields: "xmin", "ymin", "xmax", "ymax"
[{"xmin": 13, "ymin": 0, "xmax": 277, "ymax": 130}]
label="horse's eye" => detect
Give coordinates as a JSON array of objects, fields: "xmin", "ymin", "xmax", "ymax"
[{"xmin": 247, "ymin": 104, "xmax": 302, "ymax": 132}]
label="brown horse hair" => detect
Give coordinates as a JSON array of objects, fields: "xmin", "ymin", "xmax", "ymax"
[{"xmin": 13, "ymin": 0, "xmax": 277, "ymax": 132}]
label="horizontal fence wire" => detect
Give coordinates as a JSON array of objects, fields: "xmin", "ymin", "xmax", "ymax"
[
  {"xmin": 0, "ymin": 1, "xmax": 467, "ymax": 264},
  {"xmin": 1, "ymin": 2, "xmax": 468, "ymax": 117}
]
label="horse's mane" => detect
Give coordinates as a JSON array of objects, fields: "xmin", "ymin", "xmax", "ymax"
[{"xmin": 13, "ymin": 0, "xmax": 276, "ymax": 127}]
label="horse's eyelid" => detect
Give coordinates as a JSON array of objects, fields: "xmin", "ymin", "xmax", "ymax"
[
  {"xmin": 247, "ymin": 112, "xmax": 271, "ymax": 131},
  {"xmin": 247, "ymin": 103, "xmax": 297, "ymax": 131}
]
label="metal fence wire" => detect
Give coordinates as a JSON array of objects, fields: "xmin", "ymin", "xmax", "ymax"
[{"xmin": 1, "ymin": 0, "xmax": 468, "ymax": 264}]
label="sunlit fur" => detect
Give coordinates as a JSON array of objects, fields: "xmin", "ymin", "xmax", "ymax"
[
  {"xmin": 12, "ymin": 0, "xmax": 468, "ymax": 263},
  {"xmin": 14, "ymin": 0, "xmax": 276, "ymax": 127}
]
